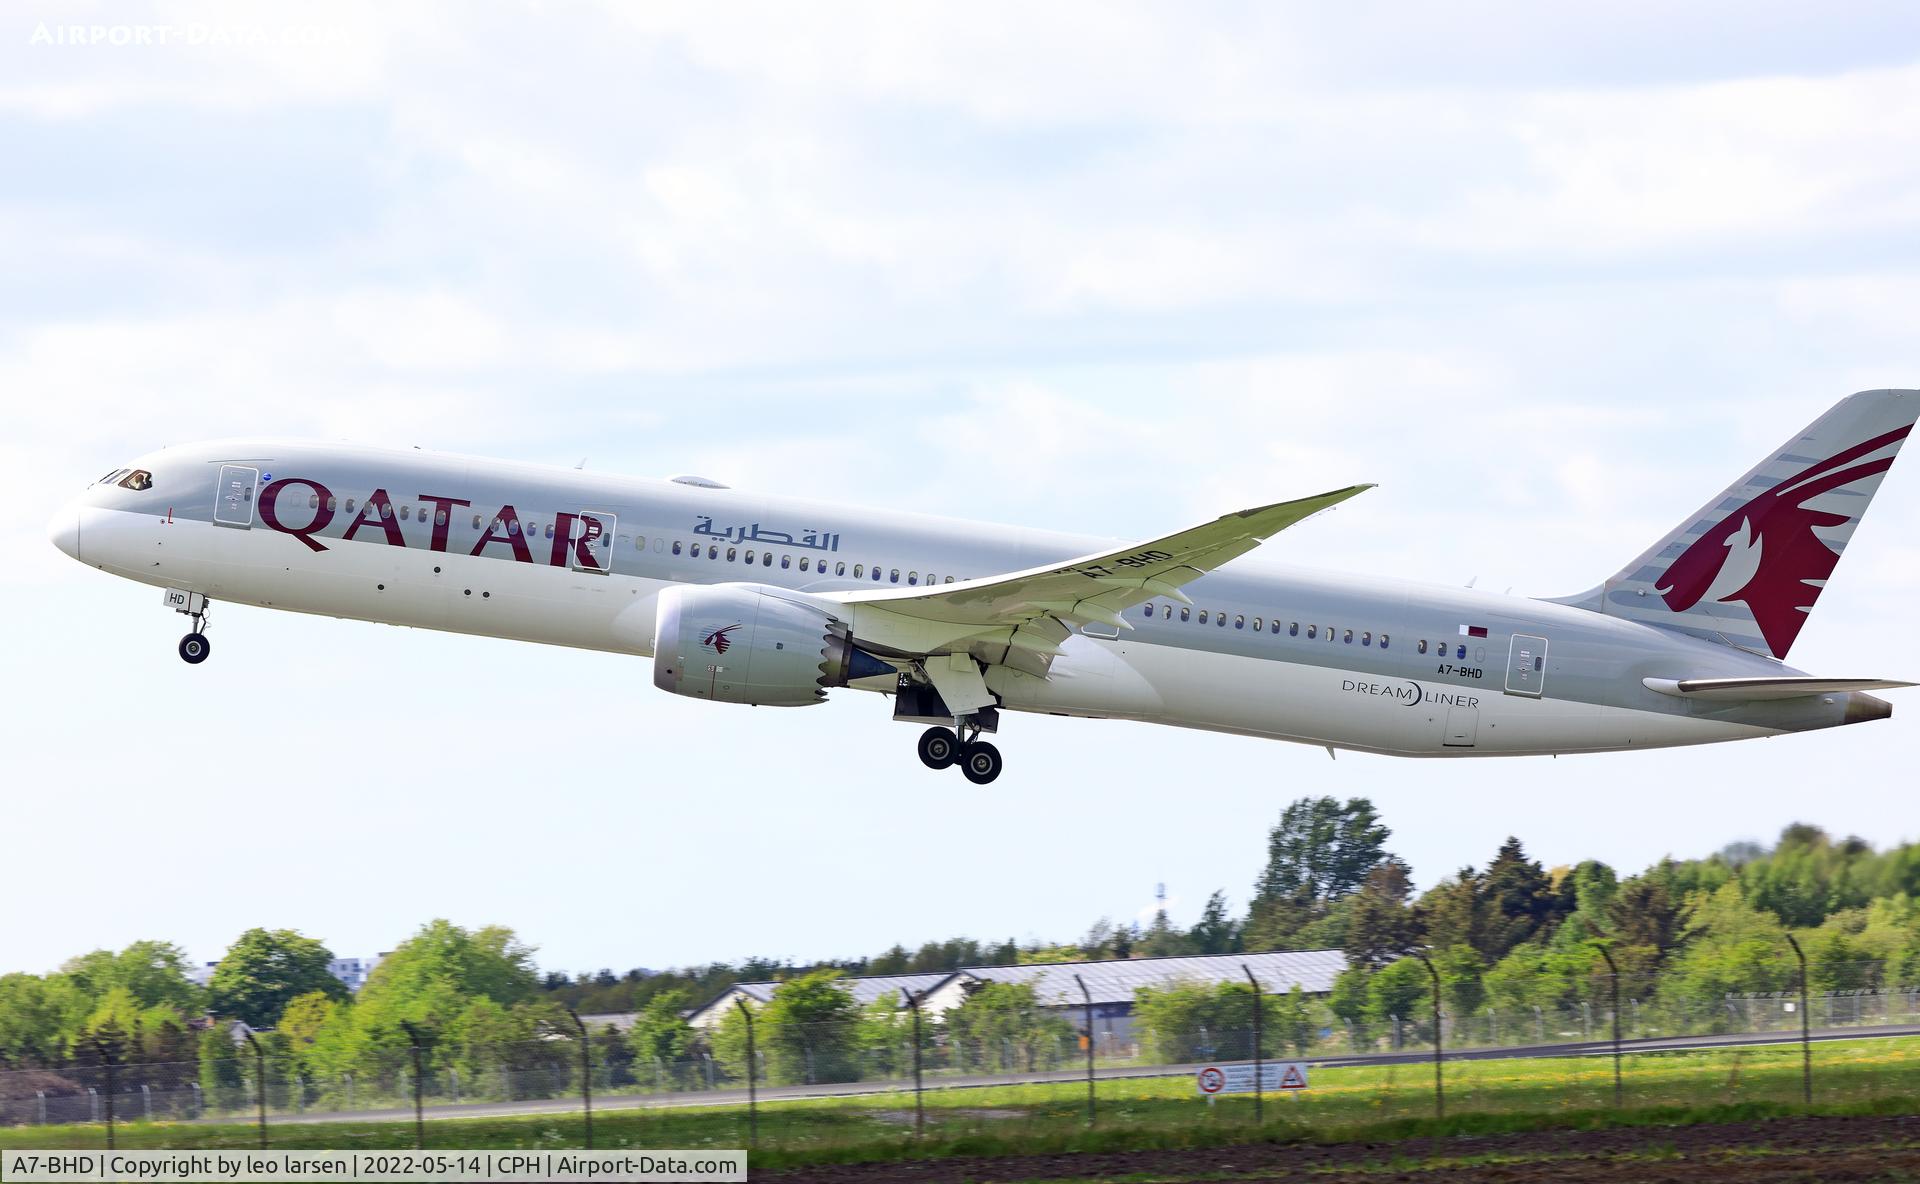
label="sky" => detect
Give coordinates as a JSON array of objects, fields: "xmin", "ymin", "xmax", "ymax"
[{"xmin": 3, "ymin": 1, "xmax": 1919, "ymax": 982}]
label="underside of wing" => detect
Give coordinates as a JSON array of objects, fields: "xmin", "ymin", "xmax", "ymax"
[
  {"xmin": 828, "ymin": 485, "xmax": 1371, "ymax": 677},
  {"xmin": 1642, "ymin": 676, "xmax": 1915, "ymax": 702}
]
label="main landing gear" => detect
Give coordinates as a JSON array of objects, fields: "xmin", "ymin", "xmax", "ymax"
[{"xmin": 917, "ymin": 725, "xmax": 1003, "ymax": 784}]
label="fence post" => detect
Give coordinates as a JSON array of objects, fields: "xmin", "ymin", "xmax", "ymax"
[
  {"xmin": 901, "ymin": 988, "xmax": 924, "ymax": 1138},
  {"xmin": 37, "ymin": 1090, "xmax": 47, "ymax": 1126},
  {"xmin": 399, "ymin": 1021, "xmax": 426, "ymax": 1150},
  {"xmin": 735, "ymin": 999, "xmax": 757, "ymax": 1147},
  {"xmin": 1786, "ymin": 934, "xmax": 1812, "ymax": 1107},
  {"xmin": 236, "ymin": 1028, "xmax": 268, "ymax": 1149},
  {"xmin": 1415, "ymin": 953, "xmax": 1443, "ymax": 1119},
  {"xmin": 1074, "ymin": 973, "xmax": 1095, "ymax": 1128},
  {"xmin": 142, "ymin": 1083, "xmax": 152, "ymax": 1120},
  {"xmin": 1590, "ymin": 942, "xmax": 1622, "ymax": 1107},
  {"xmin": 1243, "ymin": 965, "xmax": 1264, "ymax": 1125},
  {"xmin": 90, "ymin": 1038, "xmax": 116, "ymax": 1150},
  {"xmin": 566, "ymin": 1008, "xmax": 593, "ymax": 1149}
]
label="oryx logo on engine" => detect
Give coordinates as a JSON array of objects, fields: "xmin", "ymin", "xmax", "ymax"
[{"xmin": 701, "ymin": 624, "xmax": 743, "ymax": 654}]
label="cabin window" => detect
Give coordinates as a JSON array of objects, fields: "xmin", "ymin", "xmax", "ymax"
[
  {"xmin": 908, "ymin": 571, "xmax": 918, "ymax": 585},
  {"xmin": 1289, "ymin": 621, "xmax": 1298, "ymax": 636},
  {"xmin": 1163, "ymin": 605, "xmax": 1173, "ymax": 620},
  {"xmin": 873, "ymin": 567, "xmax": 883, "ymax": 581},
  {"xmin": 726, "ymin": 547, "xmax": 737, "ymax": 562},
  {"xmin": 308, "ymin": 494, "xmax": 319, "ymax": 510},
  {"xmin": 780, "ymin": 555, "xmax": 789, "ymax": 569},
  {"xmin": 1344, "ymin": 629, "xmax": 1353, "ymax": 643},
  {"xmin": 1252, "ymin": 617, "xmax": 1262, "ymax": 632},
  {"xmin": 330, "ymin": 498, "xmax": 340, "ymax": 513},
  {"xmin": 1180, "ymin": 607, "xmax": 1191, "ymax": 622},
  {"xmin": 470, "ymin": 513, "xmax": 480, "ymax": 529},
  {"xmin": 345, "ymin": 499, "xmax": 357, "ymax": 514},
  {"xmin": 1418, "ymin": 639, "xmax": 1428, "ymax": 654},
  {"xmin": 436, "ymin": 510, "xmax": 448, "ymax": 526},
  {"xmin": 1198, "ymin": 610, "xmax": 1209, "ymax": 624},
  {"xmin": 945, "ymin": 576, "xmax": 955, "ymax": 583},
  {"xmin": 1236, "ymin": 615, "xmax": 1246, "ymax": 629},
  {"xmin": 1380, "ymin": 633, "xmax": 1389, "ymax": 649},
  {"xmin": 544, "ymin": 522, "xmax": 554, "ymax": 539},
  {"xmin": 381, "ymin": 502, "xmax": 393, "ymax": 520},
  {"xmin": 853, "ymin": 564, "xmax": 864, "ymax": 578},
  {"xmin": 672, "ymin": 541, "xmax": 683, "ymax": 556},
  {"xmin": 1456, "ymin": 644, "xmax": 1467, "ymax": 659},
  {"xmin": 744, "ymin": 549, "xmax": 755, "ymax": 564},
  {"xmin": 400, "ymin": 505, "xmax": 411, "ymax": 521},
  {"xmin": 634, "ymin": 534, "xmax": 644, "ymax": 550},
  {"xmin": 1326, "ymin": 626, "xmax": 1335, "ymax": 641},
  {"xmin": 1306, "ymin": 624, "xmax": 1316, "ymax": 639},
  {"xmin": 838, "ymin": 563, "xmax": 848, "ymax": 576},
  {"xmin": 707, "ymin": 545, "xmax": 718, "ymax": 559},
  {"xmin": 889, "ymin": 569, "xmax": 900, "ymax": 583},
  {"xmin": 926, "ymin": 573, "xmax": 936, "ymax": 584},
  {"xmin": 1142, "ymin": 604, "xmax": 1155, "ymax": 618},
  {"xmin": 800, "ymin": 557, "xmax": 811, "ymax": 571},
  {"xmin": 1217, "ymin": 613, "xmax": 1227, "ymax": 627},
  {"xmin": 1361, "ymin": 631, "xmax": 1372, "ymax": 646}
]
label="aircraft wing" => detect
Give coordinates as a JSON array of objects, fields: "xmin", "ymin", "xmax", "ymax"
[
  {"xmin": 1642, "ymin": 676, "xmax": 1915, "ymax": 702},
  {"xmin": 828, "ymin": 485, "xmax": 1372, "ymax": 677}
]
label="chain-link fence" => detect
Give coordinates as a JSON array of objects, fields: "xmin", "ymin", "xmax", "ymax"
[{"xmin": 6, "ymin": 952, "xmax": 1920, "ymax": 1151}]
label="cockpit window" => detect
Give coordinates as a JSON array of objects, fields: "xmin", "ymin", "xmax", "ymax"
[
  {"xmin": 98, "ymin": 468, "xmax": 129, "ymax": 486},
  {"xmin": 117, "ymin": 469, "xmax": 152, "ymax": 491}
]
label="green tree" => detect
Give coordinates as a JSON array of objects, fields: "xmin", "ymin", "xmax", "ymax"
[
  {"xmin": 1188, "ymin": 891, "xmax": 1241, "ymax": 955},
  {"xmin": 1345, "ymin": 858, "xmax": 1420, "ymax": 969},
  {"xmin": 1253, "ymin": 797, "xmax": 1391, "ymax": 903},
  {"xmin": 1478, "ymin": 837, "xmax": 1560, "ymax": 959},
  {"xmin": 944, "ymin": 981, "xmax": 1074, "ymax": 1072},
  {"xmin": 208, "ymin": 929, "xmax": 348, "ymax": 1029},
  {"xmin": 0, "ymin": 974, "xmax": 89, "ymax": 1067},
  {"xmin": 60, "ymin": 942, "xmax": 202, "ymax": 1013},
  {"xmin": 755, "ymin": 970, "xmax": 862, "ymax": 1085}
]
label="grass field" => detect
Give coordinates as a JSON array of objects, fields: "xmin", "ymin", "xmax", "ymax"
[{"xmin": 5, "ymin": 1038, "xmax": 1919, "ymax": 1174}]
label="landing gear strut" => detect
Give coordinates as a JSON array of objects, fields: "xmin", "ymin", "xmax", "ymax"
[
  {"xmin": 169, "ymin": 591, "xmax": 211, "ymax": 664},
  {"xmin": 917, "ymin": 723, "xmax": 1003, "ymax": 784}
]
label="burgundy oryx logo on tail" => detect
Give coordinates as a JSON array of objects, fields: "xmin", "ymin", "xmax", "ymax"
[
  {"xmin": 701, "ymin": 623, "xmax": 744, "ymax": 655},
  {"xmin": 1657, "ymin": 425, "xmax": 1911, "ymax": 656}
]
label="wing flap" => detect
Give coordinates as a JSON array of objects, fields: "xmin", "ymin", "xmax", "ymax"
[{"xmin": 1643, "ymin": 676, "xmax": 1915, "ymax": 702}]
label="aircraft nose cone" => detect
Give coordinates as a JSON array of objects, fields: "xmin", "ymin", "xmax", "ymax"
[{"xmin": 48, "ymin": 505, "xmax": 80, "ymax": 561}]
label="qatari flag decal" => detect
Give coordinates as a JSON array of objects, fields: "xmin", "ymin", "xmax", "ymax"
[{"xmin": 1459, "ymin": 624, "xmax": 1489, "ymax": 638}]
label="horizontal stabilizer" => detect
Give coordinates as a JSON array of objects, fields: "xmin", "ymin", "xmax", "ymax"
[{"xmin": 1642, "ymin": 675, "xmax": 1915, "ymax": 702}]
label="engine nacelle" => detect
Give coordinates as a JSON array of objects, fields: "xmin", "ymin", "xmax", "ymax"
[{"xmin": 653, "ymin": 584, "xmax": 888, "ymax": 706}]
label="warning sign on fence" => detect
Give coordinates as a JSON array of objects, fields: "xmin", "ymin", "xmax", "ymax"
[{"xmin": 1194, "ymin": 1061, "xmax": 1309, "ymax": 1095}]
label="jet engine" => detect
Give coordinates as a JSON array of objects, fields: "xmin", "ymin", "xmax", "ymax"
[{"xmin": 652, "ymin": 583, "xmax": 894, "ymax": 706}]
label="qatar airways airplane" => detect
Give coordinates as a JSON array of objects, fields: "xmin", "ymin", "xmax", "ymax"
[{"xmin": 48, "ymin": 390, "xmax": 1915, "ymax": 783}]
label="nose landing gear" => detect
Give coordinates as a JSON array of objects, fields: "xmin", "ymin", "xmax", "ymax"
[
  {"xmin": 916, "ymin": 724, "xmax": 1003, "ymax": 784},
  {"xmin": 165, "ymin": 589, "xmax": 212, "ymax": 664}
]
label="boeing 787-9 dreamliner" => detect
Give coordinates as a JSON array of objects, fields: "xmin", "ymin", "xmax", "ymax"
[{"xmin": 48, "ymin": 390, "xmax": 1916, "ymax": 783}]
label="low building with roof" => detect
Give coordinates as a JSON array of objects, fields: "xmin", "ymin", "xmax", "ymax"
[
  {"xmin": 683, "ymin": 950, "xmax": 1346, "ymax": 1049},
  {"xmin": 684, "ymin": 972, "xmax": 958, "ymax": 1030}
]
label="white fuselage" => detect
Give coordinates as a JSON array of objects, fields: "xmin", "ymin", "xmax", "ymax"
[{"xmin": 51, "ymin": 439, "xmax": 1873, "ymax": 760}]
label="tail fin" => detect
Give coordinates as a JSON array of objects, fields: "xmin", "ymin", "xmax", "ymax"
[{"xmin": 1552, "ymin": 389, "xmax": 1917, "ymax": 659}]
